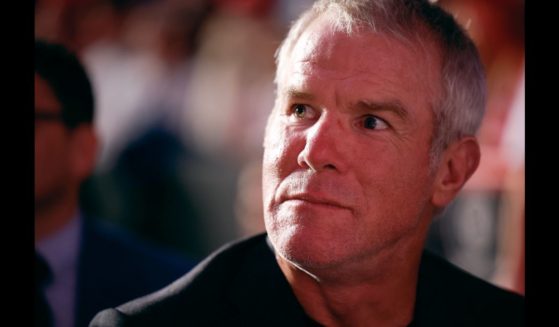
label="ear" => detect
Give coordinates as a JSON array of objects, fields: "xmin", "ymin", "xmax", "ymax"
[
  {"xmin": 431, "ymin": 136, "xmax": 480, "ymax": 208},
  {"xmin": 69, "ymin": 125, "xmax": 98, "ymax": 182}
]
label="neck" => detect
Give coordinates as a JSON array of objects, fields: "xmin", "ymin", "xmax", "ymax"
[
  {"xmin": 35, "ymin": 191, "xmax": 78, "ymax": 243},
  {"xmin": 278, "ymin": 219, "xmax": 431, "ymax": 327}
]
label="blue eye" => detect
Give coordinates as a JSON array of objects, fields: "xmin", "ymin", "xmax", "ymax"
[{"xmin": 362, "ymin": 115, "xmax": 388, "ymax": 130}]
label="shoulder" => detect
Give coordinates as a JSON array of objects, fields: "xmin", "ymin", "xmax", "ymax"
[
  {"xmin": 416, "ymin": 250, "xmax": 524, "ymax": 326},
  {"xmin": 79, "ymin": 217, "xmax": 197, "ymax": 303},
  {"xmin": 81, "ymin": 218, "xmax": 196, "ymax": 273},
  {"xmin": 89, "ymin": 233, "xmax": 269, "ymax": 327},
  {"xmin": 79, "ymin": 218, "xmax": 199, "ymax": 326}
]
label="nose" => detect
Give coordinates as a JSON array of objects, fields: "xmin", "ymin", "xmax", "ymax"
[{"xmin": 297, "ymin": 114, "xmax": 346, "ymax": 173}]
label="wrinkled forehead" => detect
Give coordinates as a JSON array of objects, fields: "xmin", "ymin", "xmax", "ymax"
[{"xmin": 278, "ymin": 14, "xmax": 443, "ymax": 98}]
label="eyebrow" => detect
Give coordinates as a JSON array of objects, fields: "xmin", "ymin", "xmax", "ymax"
[
  {"xmin": 283, "ymin": 87, "xmax": 410, "ymax": 121},
  {"xmin": 285, "ymin": 88, "xmax": 315, "ymax": 101},
  {"xmin": 353, "ymin": 100, "xmax": 410, "ymax": 121}
]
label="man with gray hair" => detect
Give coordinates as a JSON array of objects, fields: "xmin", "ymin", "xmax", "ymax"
[{"xmin": 90, "ymin": 1, "xmax": 524, "ymax": 326}]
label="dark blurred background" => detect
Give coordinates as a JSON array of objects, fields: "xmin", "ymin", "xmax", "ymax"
[{"xmin": 35, "ymin": 0, "xmax": 524, "ymax": 294}]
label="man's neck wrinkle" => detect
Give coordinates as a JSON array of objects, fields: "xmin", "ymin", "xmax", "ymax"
[{"xmin": 279, "ymin": 256, "xmax": 417, "ymax": 327}]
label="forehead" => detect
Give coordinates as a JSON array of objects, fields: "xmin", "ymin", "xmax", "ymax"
[
  {"xmin": 35, "ymin": 74, "xmax": 61, "ymax": 113},
  {"xmin": 278, "ymin": 15, "xmax": 441, "ymax": 107}
]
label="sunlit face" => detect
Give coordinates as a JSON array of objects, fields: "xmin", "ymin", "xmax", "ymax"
[
  {"xmin": 35, "ymin": 74, "xmax": 73, "ymax": 207},
  {"xmin": 262, "ymin": 16, "xmax": 443, "ymax": 270}
]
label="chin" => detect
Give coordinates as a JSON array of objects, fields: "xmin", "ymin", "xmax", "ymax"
[{"xmin": 268, "ymin": 223, "xmax": 357, "ymax": 270}]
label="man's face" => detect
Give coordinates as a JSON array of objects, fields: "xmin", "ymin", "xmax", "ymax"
[
  {"xmin": 35, "ymin": 74, "xmax": 73, "ymax": 207},
  {"xmin": 262, "ymin": 17, "xmax": 443, "ymax": 270}
]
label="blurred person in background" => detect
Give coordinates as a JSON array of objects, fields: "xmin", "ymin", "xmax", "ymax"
[
  {"xmin": 35, "ymin": 39, "xmax": 196, "ymax": 327},
  {"xmin": 35, "ymin": 0, "xmax": 299, "ymax": 257},
  {"xmin": 76, "ymin": 0, "xmax": 214, "ymax": 259},
  {"xmin": 35, "ymin": 0, "xmax": 216, "ymax": 258},
  {"xmin": 90, "ymin": 1, "xmax": 523, "ymax": 326}
]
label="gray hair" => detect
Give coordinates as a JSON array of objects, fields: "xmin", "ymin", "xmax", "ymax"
[{"xmin": 275, "ymin": 0, "xmax": 486, "ymax": 168}]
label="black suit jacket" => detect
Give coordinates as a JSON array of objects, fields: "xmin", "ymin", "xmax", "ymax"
[
  {"xmin": 90, "ymin": 233, "xmax": 524, "ymax": 327},
  {"xmin": 74, "ymin": 218, "xmax": 197, "ymax": 327}
]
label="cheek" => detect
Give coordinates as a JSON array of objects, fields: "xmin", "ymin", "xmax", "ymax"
[
  {"xmin": 355, "ymin": 143, "xmax": 433, "ymax": 215},
  {"xmin": 34, "ymin": 133, "xmax": 72, "ymax": 190},
  {"xmin": 263, "ymin": 136, "xmax": 287, "ymax": 202},
  {"xmin": 35, "ymin": 135, "xmax": 56, "ymax": 178},
  {"xmin": 262, "ymin": 117, "xmax": 301, "ymax": 179},
  {"xmin": 262, "ymin": 121, "xmax": 305, "ymax": 207}
]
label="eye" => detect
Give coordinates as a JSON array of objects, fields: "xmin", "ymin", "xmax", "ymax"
[
  {"xmin": 293, "ymin": 104, "xmax": 308, "ymax": 118},
  {"xmin": 362, "ymin": 115, "xmax": 389, "ymax": 130},
  {"xmin": 289, "ymin": 104, "xmax": 317, "ymax": 120}
]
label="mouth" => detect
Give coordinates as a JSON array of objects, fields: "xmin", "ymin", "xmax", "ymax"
[{"xmin": 282, "ymin": 194, "xmax": 351, "ymax": 211}]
